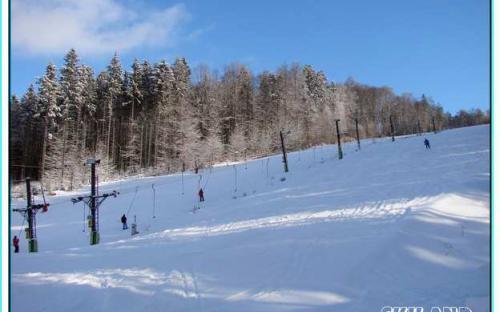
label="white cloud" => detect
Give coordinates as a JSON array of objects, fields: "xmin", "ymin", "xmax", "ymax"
[
  {"xmin": 12, "ymin": 0, "xmax": 190, "ymax": 56},
  {"xmin": 187, "ymin": 23, "xmax": 215, "ymax": 41}
]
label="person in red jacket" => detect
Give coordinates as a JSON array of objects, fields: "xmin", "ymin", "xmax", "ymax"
[
  {"xmin": 13, "ymin": 235, "xmax": 19, "ymax": 253},
  {"xmin": 198, "ymin": 188, "xmax": 205, "ymax": 202}
]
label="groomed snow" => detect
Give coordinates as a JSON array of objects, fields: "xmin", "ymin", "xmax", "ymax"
[{"xmin": 11, "ymin": 125, "xmax": 490, "ymax": 311}]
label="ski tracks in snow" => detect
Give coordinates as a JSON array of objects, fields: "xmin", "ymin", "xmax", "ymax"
[
  {"xmin": 165, "ymin": 266, "xmax": 204, "ymax": 310},
  {"xmin": 110, "ymin": 197, "xmax": 425, "ymax": 247}
]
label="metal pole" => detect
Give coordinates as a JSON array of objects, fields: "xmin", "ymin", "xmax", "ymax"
[
  {"xmin": 335, "ymin": 119, "xmax": 343, "ymax": 159},
  {"xmin": 26, "ymin": 177, "xmax": 36, "ymax": 252},
  {"xmin": 152, "ymin": 183, "xmax": 156, "ymax": 218},
  {"xmin": 355, "ymin": 118, "xmax": 361, "ymax": 150},
  {"xmin": 390, "ymin": 115, "xmax": 395, "ymax": 142},
  {"xmin": 181, "ymin": 162, "xmax": 185, "ymax": 195},
  {"xmin": 279, "ymin": 131, "xmax": 289, "ymax": 172},
  {"xmin": 90, "ymin": 162, "xmax": 98, "ymax": 244},
  {"xmin": 234, "ymin": 165, "xmax": 238, "ymax": 192},
  {"xmin": 266, "ymin": 158, "xmax": 270, "ymax": 180},
  {"xmin": 26, "ymin": 178, "xmax": 32, "ymax": 232}
]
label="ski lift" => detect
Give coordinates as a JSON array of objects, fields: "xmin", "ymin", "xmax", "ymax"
[{"xmin": 131, "ymin": 215, "xmax": 139, "ymax": 236}]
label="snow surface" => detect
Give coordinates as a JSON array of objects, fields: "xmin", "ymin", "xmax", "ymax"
[{"xmin": 11, "ymin": 125, "xmax": 490, "ymax": 312}]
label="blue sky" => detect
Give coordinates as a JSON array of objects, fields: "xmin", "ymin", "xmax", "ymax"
[{"xmin": 11, "ymin": 0, "xmax": 490, "ymax": 114}]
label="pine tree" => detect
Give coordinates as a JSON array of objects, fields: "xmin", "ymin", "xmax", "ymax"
[
  {"xmin": 37, "ymin": 63, "xmax": 61, "ymax": 188},
  {"xmin": 120, "ymin": 60, "xmax": 143, "ymax": 173},
  {"xmin": 151, "ymin": 61, "xmax": 175, "ymax": 170},
  {"xmin": 10, "ymin": 95, "xmax": 24, "ymax": 180},
  {"xmin": 79, "ymin": 65, "xmax": 97, "ymax": 153},
  {"xmin": 303, "ymin": 65, "xmax": 329, "ymax": 145},
  {"xmin": 105, "ymin": 53, "xmax": 124, "ymax": 164},
  {"xmin": 173, "ymin": 58, "xmax": 197, "ymax": 169},
  {"xmin": 59, "ymin": 49, "xmax": 86, "ymax": 189},
  {"xmin": 13, "ymin": 54, "xmax": 480, "ymax": 190},
  {"xmin": 191, "ymin": 65, "xmax": 223, "ymax": 165}
]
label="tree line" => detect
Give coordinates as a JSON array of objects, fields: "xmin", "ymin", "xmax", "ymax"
[{"xmin": 10, "ymin": 49, "xmax": 490, "ymax": 190}]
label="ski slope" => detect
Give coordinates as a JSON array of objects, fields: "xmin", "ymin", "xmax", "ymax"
[{"xmin": 10, "ymin": 125, "xmax": 490, "ymax": 312}]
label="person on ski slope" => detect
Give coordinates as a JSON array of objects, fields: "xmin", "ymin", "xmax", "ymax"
[
  {"xmin": 121, "ymin": 214, "xmax": 128, "ymax": 230},
  {"xmin": 198, "ymin": 188, "xmax": 205, "ymax": 202},
  {"xmin": 13, "ymin": 235, "xmax": 19, "ymax": 253},
  {"xmin": 424, "ymin": 138, "xmax": 431, "ymax": 150}
]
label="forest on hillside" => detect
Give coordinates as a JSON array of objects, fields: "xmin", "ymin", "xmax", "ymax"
[{"xmin": 10, "ymin": 49, "xmax": 490, "ymax": 190}]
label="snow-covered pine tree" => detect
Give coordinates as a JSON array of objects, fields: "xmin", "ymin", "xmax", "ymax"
[
  {"xmin": 140, "ymin": 60, "xmax": 156, "ymax": 170},
  {"xmin": 191, "ymin": 65, "xmax": 223, "ymax": 165},
  {"xmin": 79, "ymin": 65, "xmax": 97, "ymax": 153},
  {"xmin": 11, "ymin": 54, "xmax": 464, "ymax": 188},
  {"xmin": 10, "ymin": 95, "xmax": 25, "ymax": 180},
  {"xmin": 303, "ymin": 65, "xmax": 330, "ymax": 146},
  {"xmin": 235, "ymin": 65, "xmax": 254, "ymax": 141},
  {"xmin": 59, "ymin": 49, "xmax": 88, "ymax": 189},
  {"xmin": 255, "ymin": 71, "xmax": 277, "ymax": 132},
  {"xmin": 173, "ymin": 58, "xmax": 199, "ymax": 170},
  {"xmin": 219, "ymin": 64, "xmax": 239, "ymax": 148},
  {"xmin": 16, "ymin": 86, "xmax": 40, "ymax": 179},
  {"xmin": 192, "ymin": 65, "xmax": 217, "ymax": 139},
  {"xmin": 36, "ymin": 63, "xmax": 61, "ymax": 189},
  {"xmin": 104, "ymin": 53, "xmax": 124, "ymax": 165},
  {"xmin": 151, "ymin": 61, "xmax": 176, "ymax": 172},
  {"xmin": 120, "ymin": 60, "xmax": 143, "ymax": 173}
]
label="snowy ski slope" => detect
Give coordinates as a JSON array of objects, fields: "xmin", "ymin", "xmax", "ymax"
[{"xmin": 10, "ymin": 125, "xmax": 490, "ymax": 312}]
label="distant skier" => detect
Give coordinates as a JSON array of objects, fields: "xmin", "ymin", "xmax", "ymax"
[
  {"xmin": 13, "ymin": 235, "xmax": 19, "ymax": 253},
  {"xmin": 424, "ymin": 138, "xmax": 431, "ymax": 150},
  {"xmin": 198, "ymin": 188, "xmax": 205, "ymax": 202},
  {"xmin": 121, "ymin": 214, "xmax": 128, "ymax": 230}
]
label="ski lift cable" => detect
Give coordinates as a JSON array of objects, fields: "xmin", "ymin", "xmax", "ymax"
[
  {"xmin": 181, "ymin": 170, "xmax": 185, "ymax": 195},
  {"xmin": 202, "ymin": 167, "xmax": 213, "ymax": 190},
  {"xmin": 16, "ymin": 212, "xmax": 27, "ymax": 237},
  {"xmin": 236, "ymin": 163, "xmax": 258, "ymax": 194},
  {"xmin": 76, "ymin": 164, "xmax": 201, "ymax": 197},
  {"xmin": 82, "ymin": 201, "xmax": 86, "ymax": 233},
  {"xmin": 39, "ymin": 180, "xmax": 48, "ymax": 208},
  {"xmin": 125, "ymin": 186, "xmax": 139, "ymax": 216},
  {"xmin": 151, "ymin": 183, "xmax": 156, "ymax": 218},
  {"xmin": 13, "ymin": 175, "xmax": 179, "ymax": 210},
  {"xmin": 111, "ymin": 175, "xmax": 186, "ymax": 196},
  {"xmin": 233, "ymin": 165, "xmax": 238, "ymax": 192},
  {"xmin": 192, "ymin": 188, "xmax": 199, "ymax": 212}
]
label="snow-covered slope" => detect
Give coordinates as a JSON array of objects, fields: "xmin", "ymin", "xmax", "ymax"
[{"xmin": 11, "ymin": 125, "xmax": 490, "ymax": 312}]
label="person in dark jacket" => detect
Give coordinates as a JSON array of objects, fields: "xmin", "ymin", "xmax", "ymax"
[
  {"xmin": 424, "ymin": 138, "xmax": 431, "ymax": 149},
  {"xmin": 121, "ymin": 214, "xmax": 128, "ymax": 230},
  {"xmin": 198, "ymin": 188, "xmax": 205, "ymax": 202},
  {"xmin": 13, "ymin": 235, "xmax": 19, "ymax": 253}
]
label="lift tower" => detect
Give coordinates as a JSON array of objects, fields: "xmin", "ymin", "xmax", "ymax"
[
  {"xmin": 71, "ymin": 159, "xmax": 118, "ymax": 245},
  {"xmin": 13, "ymin": 177, "xmax": 49, "ymax": 252}
]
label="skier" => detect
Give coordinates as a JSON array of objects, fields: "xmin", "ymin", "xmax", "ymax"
[
  {"xmin": 121, "ymin": 214, "xmax": 128, "ymax": 230},
  {"xmin": 13, "ymin": 235, "xmax": 19, "ymax": 253},
  {"xmin": 198, "ymin": 188, "xmax": 205, "ymax": 202},
  {"xmin": 424, "ymin": 138, "xmax": 431, "ymax": 150}
]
